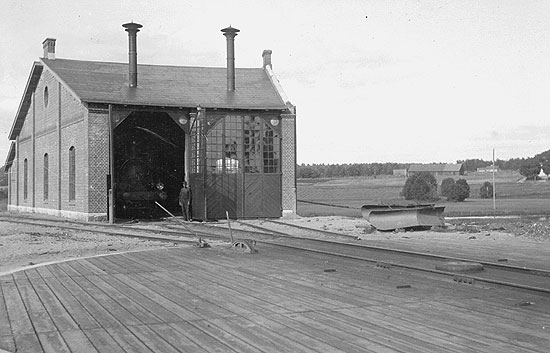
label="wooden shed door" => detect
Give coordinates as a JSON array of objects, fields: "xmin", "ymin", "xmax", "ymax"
[
  {"xmin": 244, "ymin": 174, "xmax": 281, "ymax": 218},
  {"xmin": 242, "ymin": 115, "xmax": 281, "ymax": 218},
  {"xmin": 190, "ymin": 114, "xmax": 282, "ymax": 220}
]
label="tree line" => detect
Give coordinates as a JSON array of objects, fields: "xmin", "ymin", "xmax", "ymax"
[
  {"xmin": 298, "ymin": 149, "xmax": 550, "ymax": 179},
  {"xmin": 297, "ymin": 162, "xmax": 410, "ymax": 179}
]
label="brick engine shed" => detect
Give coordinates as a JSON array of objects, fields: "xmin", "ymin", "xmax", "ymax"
[{"xmin": 4, "ymin": 23, "xmax": 297, "ymax": 221}]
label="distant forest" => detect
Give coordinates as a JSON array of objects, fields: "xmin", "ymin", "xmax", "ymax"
[
  {"xmin": 2, "ymin": 150, "xmax": 549, "ymax": 183},
  {"xmin": 297, "ymin": 149, "xmax": 550, "ymax": 179}
]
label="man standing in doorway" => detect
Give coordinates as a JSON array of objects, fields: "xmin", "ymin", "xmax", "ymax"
[{"xmin": 179, "ymin": 181, "xmax": 191, "ymax": 221}]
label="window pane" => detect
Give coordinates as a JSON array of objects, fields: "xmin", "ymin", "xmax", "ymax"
[
  {"xmin": 24, "ymin": 159, "xmax": 28, "ymax": 200},
  {"xmin": 44, "ymin": 154, "xmax": 49, "ymax": 200},
  {"xmin": 69, "ymin": 147, "xmax": 75, "ymax": 201}
]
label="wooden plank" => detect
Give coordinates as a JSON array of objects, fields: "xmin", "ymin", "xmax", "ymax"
[
  {"xmin": 168, "ymin": 321, "xmax": 240, "ymax": 353},
  {"xmin": 225, "ymin": 315, "xmax": 321, "ymax": 353},
  {"xmin": 55, "ymin": 262, "xmax": 83, "ymax": 278},
  {"xmin": 23, "ymin": 271, "xmax": 79, "ymax": 332},
  {"xmin": 90, "ymin": 273, "xmax": 183, "ymax": 323},
  {"xmin": 423, "ymin": 300, "xmax": 550, "ymax": 349},
  {"xmin": 13, "ymin": 333, "xmax": 44, "ymax": 353},
  {"xmin": 155, "ymin": 266, "xmax": 286, "ymax": 316},
  {"xmin": 61, "ymin": 329, "xmax": 100, "ymax": 353},
  {"xmin": 63, "ymin": 258, "xmax": 105, "ymax": 277},
  {"xmin": 78, "ymin": 256, "xmax": 120, "ymax": 275},
  {"xmin": 112, "ymin": 273, "xmax": 201, "ymax": 322},
  {"xmin": 262, "ymin": 313, "xmax": 373, "ymax": 353},
  {"xmin": 449, "ymin": 296, "xmax": 550, "ymax": 327},
  {"xmin": 190, "ymin": 320, "xmax": 264, "ymax": 353},
  {"xmin": 51, "ymin": 273, "xmax": 124, "ymax": 330},
  {"xmin": 235, "ymin": 262, "xmax": 385, "ymax": 307},
  {"xmin": 68, "ymin": 275, "xmax": 142, "ymax": 326},
  {"xmin": 105, "ymin": 327, "xmax": 155, "ymax": 353},
  {"xmin": 303, "ymin": 310, "xmax": 447, "ymax": 353},
  {"xmin": 37, "ymin": 331, "xmax": 72, "ymax": 353},
  {"xmin": 80, "ymin": 273, "xmax": 164, "ymax": 325},
  {"xmin": 331, "ymin": 307, "xmax": 481, "ymax": 353},
  {"xmin": 342, "ymin": 305, "xmax": 494, "ymax": 352},
  {"xmin": 81, "ymin": 328, "xmax": 127, "ymax": 353},
  {"xmin": 37, "ymin": 267, "xmax": 102, "ymax": 330},
  {"xmin": 279, "ymin": 312, "xmax": 389, "ymax": 353},
  {"xmin": 238, "ymin": 314, "xmax": 346, "ymax": 353},
  {"xmin": 147, "ymin": 323, "xmax": 208, "ymax": 353},
  {"xmin": 364, "ymin": 303, "xmax": 536, "ymax": 353},
  {"xmin": 104, "ymin": 251, "xmax": 167, "ymax": 274},
  {"xmin": 126, "ymin": 324, "xmax": 185, "ymax": 353},
  {"xmin": 0, "ymin": 281, "xmax": 13, "ymax": 338},
  {"xmin": 45, "ymin": 263, "xmax": 71, "ymax": 279},
  {"xmin": 137, "ymin": 271, "xmax": 236, "ymax": 319},
  {"xmin": 0, "ymin": 335, "xmax": 15, "ymax": 353},
  {"xmin": 13, "ymin": 276, "xmax": 58, "ymax": 334},
  {"xmin": 1, "ymin": 278, "xmax": 36, "ymax": 336},
  {"xmin": 156, "ymin": 253, "xmax": 323, "ymax": 313}
]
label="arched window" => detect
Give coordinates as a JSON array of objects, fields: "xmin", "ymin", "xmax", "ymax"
[
  {"xmin": 44, "ymin": 86, "xmax": 49, "ymax": 108},
  {"xmin": 23, "ymin": 158, "xmax": 28, "ymax": 200},
  {"xmin": 44, "ymin": 153, "xmax": 49, "ymax": 200},
  {"xmin": 69, "ymin": 147, "xmax": 75, "ymax": 201}
]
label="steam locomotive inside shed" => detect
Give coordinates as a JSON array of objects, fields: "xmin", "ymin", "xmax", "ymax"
[{"xmin": 114, "ymin": 111, "xmax": 185, "ymax": 218}]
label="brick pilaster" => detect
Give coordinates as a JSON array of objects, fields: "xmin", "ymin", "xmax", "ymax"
[{"xmin": 281, "ymin": 112, "xmax": 297, "ymax": 217}]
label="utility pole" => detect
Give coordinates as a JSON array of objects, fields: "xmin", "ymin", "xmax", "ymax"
[{"xmin": 492, "ymin": 148, "xmax": 496, "ymax": 210}]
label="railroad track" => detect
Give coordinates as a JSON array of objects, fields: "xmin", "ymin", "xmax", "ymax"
[
  {"xmin": 0, "ymin": 214, "xmax": 206, "ymax": 244},
  {"xmin": 1, "ymin": 214, "xmax": 549, "ymax": 294},
  {"xmin": 229, "ymin": 219, "xmax": 550, "ymax": 295}
]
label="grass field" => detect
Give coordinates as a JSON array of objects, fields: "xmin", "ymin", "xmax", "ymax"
[{"xmin": 297, "ymin": 171, "xmax": 550, "ymax": 217}]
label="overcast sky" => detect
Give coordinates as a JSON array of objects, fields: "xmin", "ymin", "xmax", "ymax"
[{"xmin": 1, "ymin": 0, "xmax": 549, "ymax": 165}]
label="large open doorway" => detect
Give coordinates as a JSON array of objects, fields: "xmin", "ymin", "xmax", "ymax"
[{"xmin": 114, "ymin": 111, "xmax": 185, "ymax": 219}]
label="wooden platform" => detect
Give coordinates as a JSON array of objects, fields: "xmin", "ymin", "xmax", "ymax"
[{"xmin": 1, "ymin": 243, "xmax": 549, "ymax": 352}]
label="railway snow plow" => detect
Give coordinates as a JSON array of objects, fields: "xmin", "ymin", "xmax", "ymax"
[{"xmin": 361, "ymin": 203, "xmax": 446, "ymax": 231}]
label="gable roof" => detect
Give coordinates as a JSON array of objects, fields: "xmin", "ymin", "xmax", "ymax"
[
  {"xmin": 43, "ymin": 58, "xmax": 287, "ymax": 109},
  {"xmin": 9, "ymin": 58, "xmax": 288, "ymax": 140},
  {"xmin": 4, "ymin": 142, "xmax": 16, "ymax": 171},
  {"xmin": 408, "ymin": 163, "xmax": 463, "ymax": 173},
  {"xmin": 8, "ymin": 62, "xmax": 43, "ymax": 140}
]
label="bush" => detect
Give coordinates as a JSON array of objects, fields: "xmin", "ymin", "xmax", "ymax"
[
  {"xmin": 519, "ymin": 160, "xmax": 541, "ymax": 180},
  {"xmin": 479, "ymin": 181, "xmax": 493, "ymax": 199},
  {"xmin": 440, "ymin": 178, "xmax": 455, "ymax": 197},
  {"xmin": 401, "ymin": 172, "xmax": 438, "ymax": 201},
  {"xmin": 448, "ymin": 179, "xmax": 470, "ymax": 201}
]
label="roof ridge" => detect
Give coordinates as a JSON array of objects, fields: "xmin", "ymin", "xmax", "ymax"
[{"xmin": 43, "ymin": 58, "xmax": 263, "ymax": 70}]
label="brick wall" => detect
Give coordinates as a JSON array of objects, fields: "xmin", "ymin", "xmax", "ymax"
[
  {"xmin": 15, "ymin": 97, "xmax": 33, "ymax": 208},
  {"xmin": 59, "ymin": 82, "xmax": 88, "ymax": 212},
  {"xmin": 281, "ymin": 112, "xmax": 297, "ymax": 217},
  {"xmin": 10, "ymin": 67, "xmax": 91, "ymax": 219},
  {"xmin": 87, "ymin": 106, "xmax": 109, "ymax": 216}
]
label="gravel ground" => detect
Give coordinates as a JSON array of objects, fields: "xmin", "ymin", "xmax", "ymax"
[
  {"xmin": 0, "ymin": 221, "xmax": 179, "ymax": 275},
  {"xmin": 1, "ymin": 214, "xmax": 548, "ymax": 276},
  {"xmin": 448, "ymin": 216, "xmax": 550, "ymax": 241}
]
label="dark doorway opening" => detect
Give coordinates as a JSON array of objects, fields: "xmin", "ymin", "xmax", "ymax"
[{"xmin": 114, "ymin": 111, "xmax": 185, "ymax": 219}]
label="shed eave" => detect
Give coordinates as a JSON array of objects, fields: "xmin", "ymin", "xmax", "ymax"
[
  {"xmin": 8, "ymin": 62, "xmax": 43, "ymax": 140},
  {"xmin": 3, "ymin": 141, "xmax": 16, "ymax": 172},
  {"xmin": 81, "ymin": 98, "xmax": 287, "ymax": 111}
]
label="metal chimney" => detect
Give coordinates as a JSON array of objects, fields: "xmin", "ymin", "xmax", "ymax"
[
  {"xmin": 221, "ymin": 26, "xmax": 240, "ymax": 91},
  {"xmin": 122, "ymin": 22, "xmax": 143, "ymax": 88}
]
